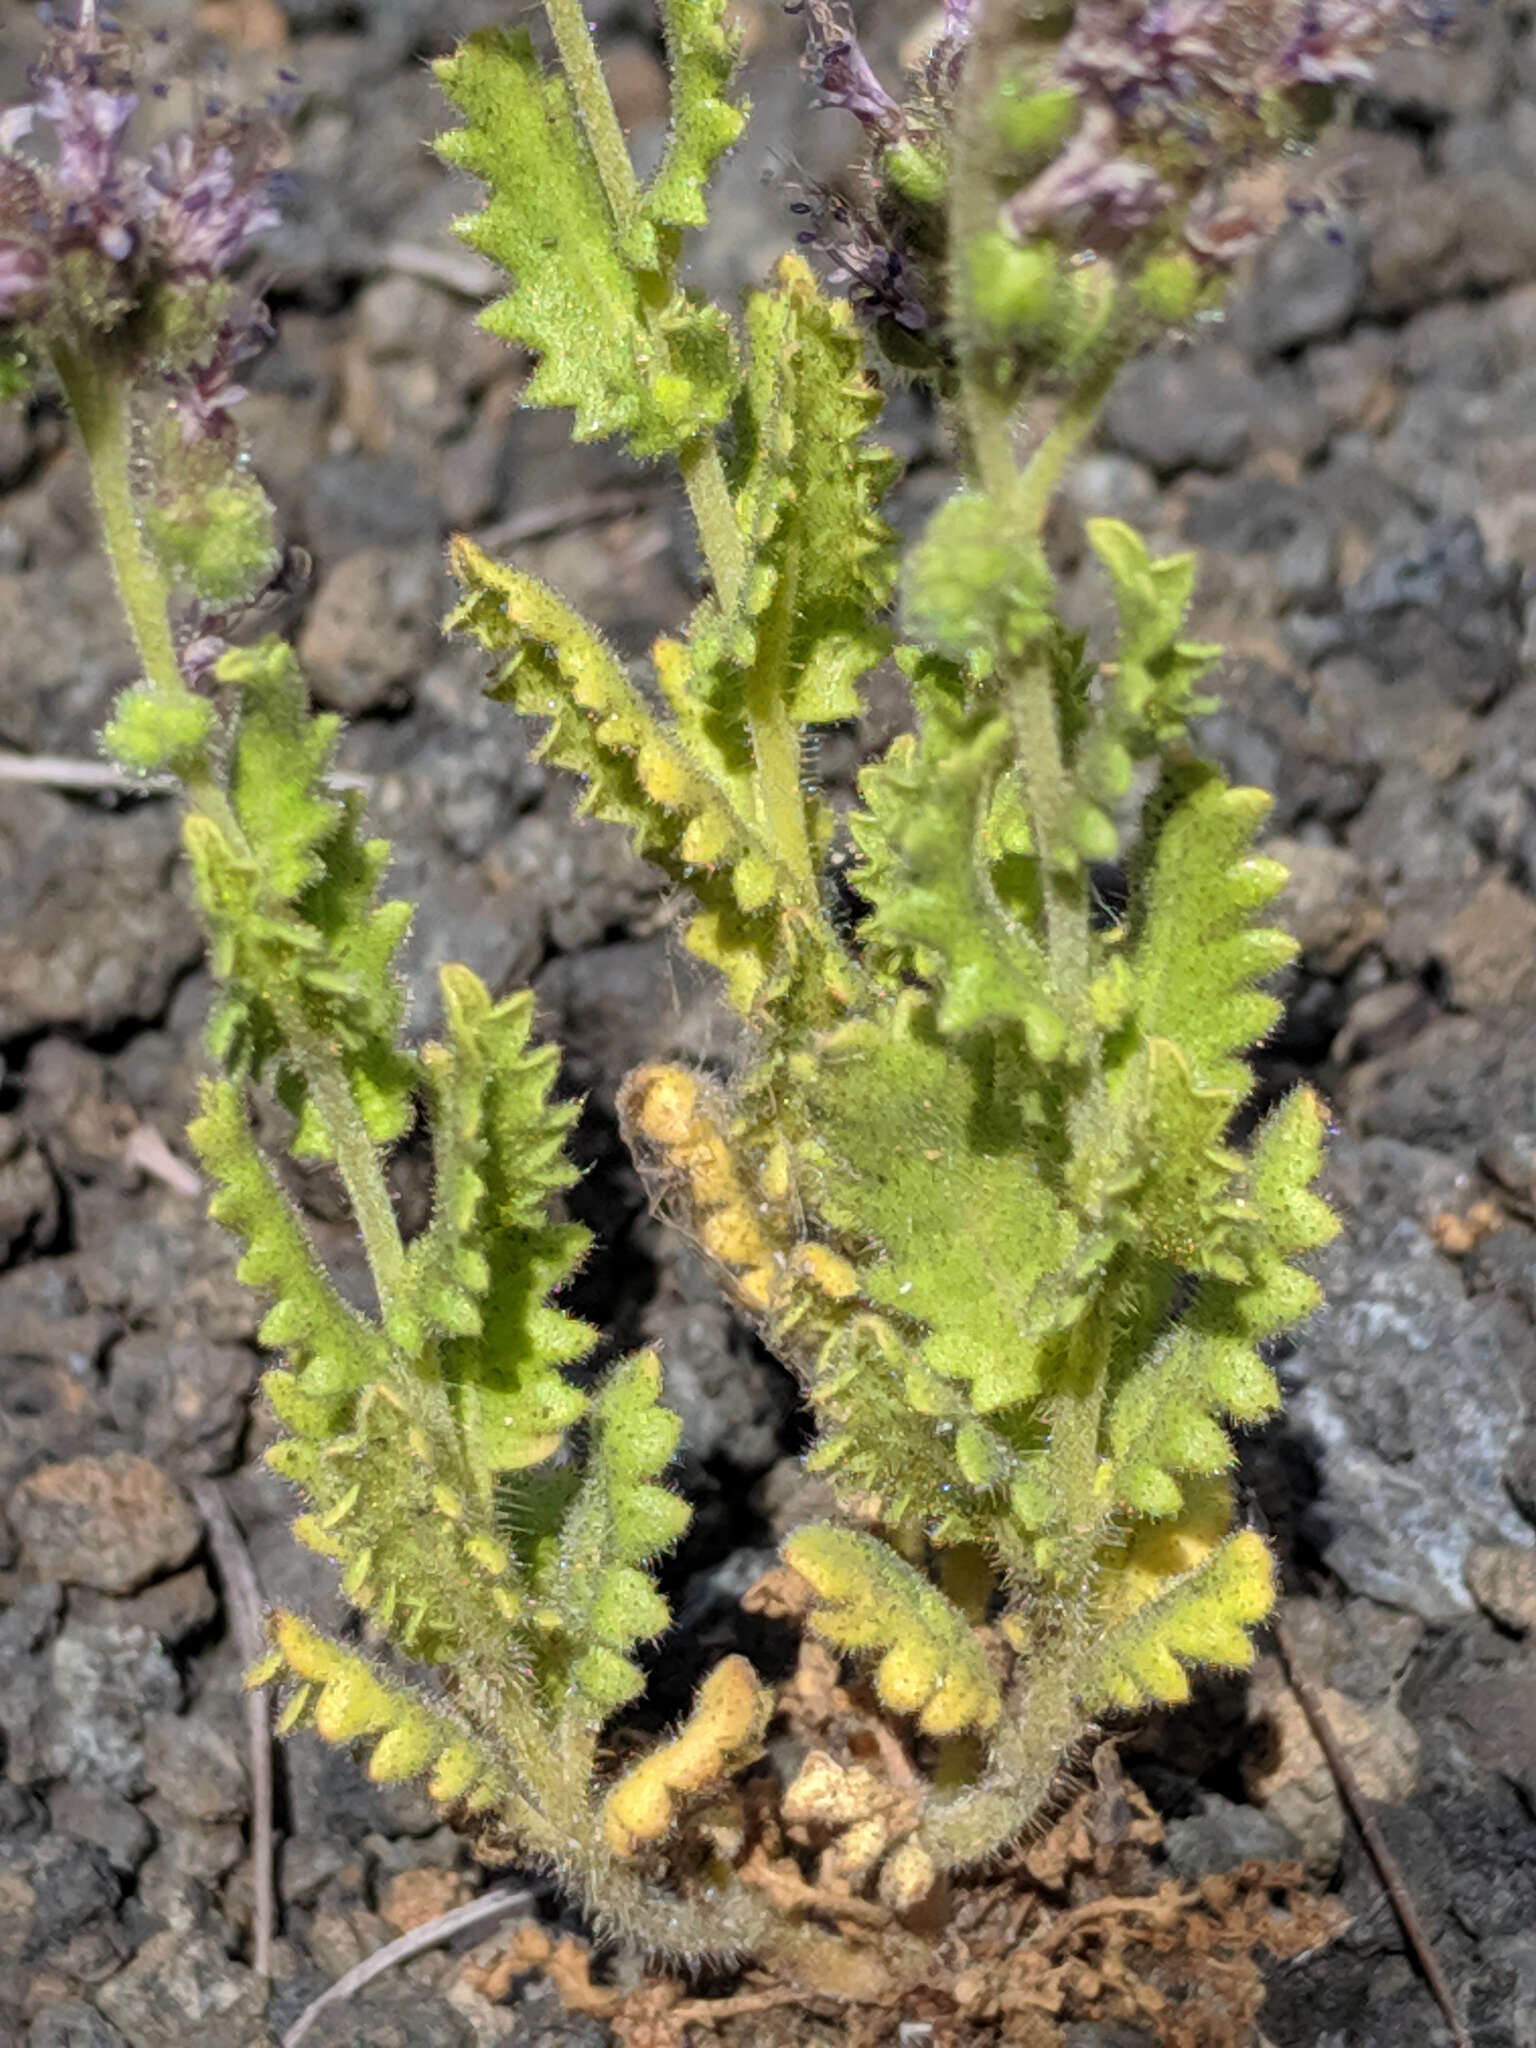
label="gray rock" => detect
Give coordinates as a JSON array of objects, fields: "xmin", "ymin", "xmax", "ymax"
[
  {"xmin": 1286, "ymin": 1137, "xmax": 1536, "ymax": 1620},
  {"xmin": 141, "ymin": 1713, "xmax": 249, "ymax": 1824},
  {"xmin": 644, "ymin": 1247, "xmax": 793, "ymax": 1471},
  {"xmin": 300, "ymin": 1976, "xmax": 475, "ymax": 2048},
  {"xmin": 1102, "ymin": 348, "xmax": 1264, "ymax": 477},
  {"xmin": 276, "ymin": 1835, "xmax": 358, "ymax": 1907},
  {"xmin": 106, "ymin": 1335, "xmax": 258, "ymax": 1478},
  {"xmin": 0, "ymin": 1837, "xmax": 120, "ymax": 1968},
  {"xmin": 298, "ymin": 543, "xmax": 446, "ymax": 715},
  {"xmin": 69, "ymin": 1565, "xmax": 221, "ymax": 1650},
  {"xmin": 48, "ymin": 1782, "xmax": 155, "ymax": 1876},
  {"xmin": 0, "ymin": 793, "xmax": 202, "ymax": 1041},
  {"xmin": 1062, "ymin": 2027, "xmax": 1158, "ymax": 2048},
  {"xmin": 1507, "ymin": 1426, "xmax": 1536, "ymax": 1526},
  {"xmin": 1432, "ymin": 875, "xmax": 1536, "ymax": 1011},
  {"xmin": 1249, "ymin": 219, "xmax": 1366, "ymax": 356},
  {"xmin": 283, "ymin": 1732, "xmax": 440, "ymax": 1848},
  {"xmin": 1164, "ymin": 1792, "xmax": 1301, "ymax": 1880},
  {"xmin": 1269, "ymin": 839, "xmax": 1385, "ymax": 977},
  {"xmin": 26, "ymin": 2004, "xmax": 129, "ymax": 2048},
  {"xmin": 1324, "ymin": 515, "xmax": 1523, "ymax": 713},
  {"xmin": 0, "ymin": 553, "xmax": 137, "ymax": 758},
  {"xmin": 1348, "ymin": 1012, "xmax": 1536, "ymax": 1155},
  {"xmin": 38, "ymin": 1623, "xmax": 182, "ymax": 1799},
  {"xmin": 96, "ymin": 1931, "xmax": 268, "ymax": 2048},
  {"xmin": 0, "ymin": 1115, "xmax": 61, "ymax": 1262},
  {"xmin": 0, "ymin": 1268, "xmax": 113, "ymax": 1498},
  {"xmin": 9, "ymin": 1454, "xmax": 201, "ymax": 1596}
]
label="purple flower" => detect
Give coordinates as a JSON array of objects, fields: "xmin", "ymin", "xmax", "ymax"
[
  {"xmin": 797, "ymin": 0, "xmax": 908, "ymax": 143},
  {"xmin": 0, "ymin": 3, "xmax": 285, "ymax": 342},
  {"xmin": 1276, "ymin": 0, "xmax": 1400, "ymax": 85},
  {"xmin": 1006, "ymin": 100, "xmax": 1173, "ymax": 250},
  {"xmin": 149, "ymin": 129, "xmax": 282, "ymax": 277},
  {"xmin": 0, "ymin": 239, "xmax": 49, "ymax": 320}
]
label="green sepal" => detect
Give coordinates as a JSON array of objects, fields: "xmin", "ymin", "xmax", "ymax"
[{"xmin": 102, "ymin": 682, "xmax": 216, "ymax": 777}]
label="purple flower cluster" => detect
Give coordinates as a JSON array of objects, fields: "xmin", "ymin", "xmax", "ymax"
[
  {"xmin": 1016, "ymin": 0, "xmax": 1418, "ymax": 258},
  {"xmin": 794, "ymin": 0, "xmax": 1433, "ymax": 283},
  {"xmin": 0, "ymin": 3, "xmax": 281, "ymax": 380}
]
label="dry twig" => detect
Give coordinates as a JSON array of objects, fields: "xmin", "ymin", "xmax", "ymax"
[
  {"xmin": 1272, "ymin": 1612, "xmax": 1469, "ymax": 2048},
  {"xmin": 474, "ymin": 483, "xmax": 672, "ymax": 554},
  {"xmin": 0, "ymin": 751, "xmax": 167, "ymax": 794},
  {"xmin": 191, "ymin": 1479, "xmax": 276, "ymax": 1982},
  {"xmin": 281, "ymin": 1885, "xmax": 533, "ymax": 2047}
]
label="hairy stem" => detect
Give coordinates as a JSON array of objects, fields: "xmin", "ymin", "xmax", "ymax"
[
  {"xmin": 51, "ymin": 345, "xmax": 184, "ymax": 699},
  {"xmin": 542, "ymin": 0, "xmax": 643, "ymax": 228},
  {"xmin": 1016, "ymin": 347, "xmax": 1127, "ymax": 536},
  {"xmin": 58, "ymin": 342, "xmax": 414, "ymax": 1352},
  {"xmin": 743, "ymin": 530, "xmax": 815, "ymax": 887},
  {"xmin": 1007, "ymin": 649, "xmax": 1091, "ymax": 1024},
  {"xmin": 282, "ymin": 1017, "xmax": 410, "ymax": 1320},
  {"xmin": 538, "ymin": 0, "xmax": 750, "ymax": 631}
]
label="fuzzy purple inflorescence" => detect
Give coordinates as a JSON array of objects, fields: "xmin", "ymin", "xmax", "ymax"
[
  {"xmin": 0, "ymin": 2, "xmax": 282, "ymax": 403},
  {"xmin": 795, "ymin": 0, "xmax": 1433, "ymax": 292}
]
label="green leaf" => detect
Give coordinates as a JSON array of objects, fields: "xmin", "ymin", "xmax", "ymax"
[
  {"xmin": 793, "ymin": 1003, "xmax": 1084, "ymax": 1410},
  {"xmin": 191, "ymin": 641, "xmax": 417, "ymax": 1155},
  {"xmin": 658, "ymin": 256, "xmax": 897, "ymax": 861},
  {"xmin": 785, "ymin": 1523, "xmax": 1001, "ymax": 1736},
  {"xmin": 1086, "ymin": 517, "xmax": 1221, "ymax": 746},
  {"xmin": 538, "ymin": 1352, "xmax": 691, "ymax": 1717},
  {"xmin": 425, "ymin": 968, "xmax": 595, "ymax": 1486},
  {"xmin": 449, "ymin": 538, "xmax": 795, "ymax": 1011},
  {"xmin": 851, "ymin": 659, "xmax": 1069, "ymax": 1057},
  {"xmin": 188, "ymin": 1077, "xmax": 390, "ymax": 1433},
  {"xmin": 1128, "ymin": 762, "xmax": 1295, "ymax": 1098},
  {"xmin": 436, "ymin": 27, "xmax": 737, "ymax": 456},
  {"xmin": 644, "ymin": 0, "xmax": 746, "ymax": 232},
  {"xmin": 1086, "ymin": 1526, "xmax": 1274, "ymax": 1710},
  {"xmin": 904, "ymin": 491, "xmax": 1055, "ymax": 667}
]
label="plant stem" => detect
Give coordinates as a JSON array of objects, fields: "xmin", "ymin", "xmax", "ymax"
[
  {"xmin": 537, "ymin": 0, "xmax": 816, "ymax": 890},
  {"xmin": 1007, "ymin": 650, "xmax": 1090, "ymax": 1021},
  {"xmin": 1015, "ymin": 346, "xmax": 1126, "ymax": 536},
  {"xmin": 742, "ymin": 530, "xmax": 815, "ymax": 888},
  {"xmin": 52, "ymin": 346, "xmax": 185, "ymax": 698},
  {"xmin": 284, "ymin": 1017, "xmax": 409, "ymax": 1319},
  {"xmin": 538, "ymin": 0, "xmax": 750, "ymax": 616},
  {"xmin": 677, "ymin": 429, "xmax": 746, "ymax": 607},
  {"xmin": 57, "ymin": 342, "xmax": 412, "ymax": 1334},
  {"xmin": 542, "ymin": 0, "xmax": 642, "ymax": 226}
]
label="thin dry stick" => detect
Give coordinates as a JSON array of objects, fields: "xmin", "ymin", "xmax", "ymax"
[
  {"xmin": 191, "ymin": 1479, "xmax": 276, "ymax": 1983},
  {"xmin": 0, "ymin": 750, "xmax": 169, "ymax": 793},
  {"xmin": 0, "ymin": 752, "xmax": 370, "ymax": 797},
  {"xmin": 474, "ymin": 482, "xmax": 670, "ymax": 554},
  {"xmin": 1271, "ymin": 1614, "xmax": 1469, "ymax": 2048},
  {"xmin": 281, "ymin": 1885, "xmax": 534, "ymax": 2047},
  {"xmin": 381, "ymin": 238, "xmax": 501, "ymax": 298}
]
